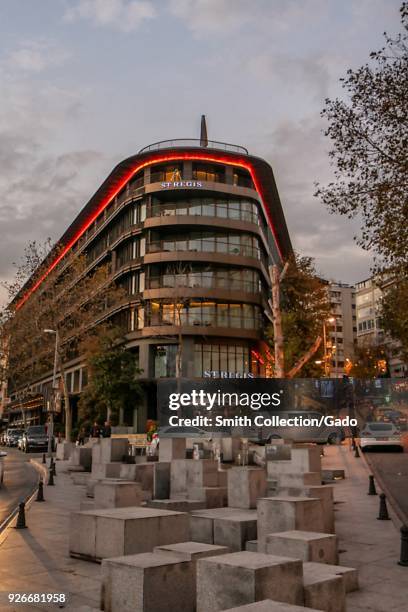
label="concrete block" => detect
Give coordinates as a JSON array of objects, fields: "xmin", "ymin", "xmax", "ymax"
[
  {"xmin": 227, "ymin": 467, "xmax": 267, "ymax": 509},
  {"xmin": 171, "ymin": 459, "xmax": 219, "ymax": 498},
  {"xmin": 291, "ymin": 446, "xmax": 321, "ymax": 473},
  {"xmin": 119, "ymin": 463, "xmax": 138, "ymax": 480},
  {"xmin": 190, "ymin": 508, "xmax": 257, "ymax": 550},
  {"xmin": 86, "ymin": 478, "xmax": 98, "ymax": 498},
  {"xmin": 305, "ymin": 485, "xmax": 335, "ymax": 534},
  {"xmin": 197, "ymin": 551, "xmax": 304, "ymax": 612},
  {"xmin": 101, "ymin": 437, "xmax": 129, "ymax": 463},
  {"xmin": 94, "ymin": 479, "xmax": 143, "ymax": 509},
  {"xmin": 101, "ymin": 552, "xmax": 193, "ymax": 612},
  {"xmin": 69, "ymin": 507, "xmax": 190, "ymax": 562},
  {"xmin": 245, "ymin": 540, "xmax": 258, "ymax": 552},
  {"xmin": 68, "ymin": 446, "xmax": 92, "ymax": 471},
  {"xmin": 220, "ymin": 601, "xmax": 321, "ymax": 611},
  {"xmin": 56, "ymin": 441, "xmax": 74, "ymax": 461},
  {"xmin": 214, "ymin": 514, "xmax": 258, "ymax": 552},
  {"xmin": 189, "ymin": 486, "xmax": 226, "ymax": 508},
  {"xmin": 303, "ymin": 562, "xmax": 358, "ymax": 593},
  {"xmin": 265, "ymin": 444, "xmax": 292, "ymax": 462},
  {"xmin": 266, "ymin": 531, "xmax": 338, "ymax": 564},
  {"xmin": 70, "ymin": 472, "xmax": 91, "ymax": 486},
  {"xmin": 91, "ymin": 462, "xmax": 122, "ymax": 480},
  {"xmin": 80, "ymin": 500, "xmax": 95, "ymax": 511},
  {"xmin": 154, "ymin": 461, "xmax": 171, "ymax": 499},
  {"xmin": 303, "ymin": 564, "xmax": 346, "ymax": 612},
  {"xmin": 257, "ymin": 497, "xmax": 324, "ymax": 552},
  {"xmin": 218, "ymin": 469, "xmax": 228, "ymax": 488},
  {"xmin": 321, "ymin": 469, "xmax": 345, "ymax": 481},
  {"xmin": 147, "ymin": 499, "xmax": 206, "ymax": 512},
  {"xmin": 159, "ymin": 437, "xmax": 186, "ymax": 462}
]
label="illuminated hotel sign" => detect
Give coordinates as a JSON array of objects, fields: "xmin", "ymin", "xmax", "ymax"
[
  {"xmin": 203, "ymin": 371, "xmax": 254, "ymax": 379},
  {"xmin": 161, "ymin": 180, "xmax": 203, "ymax": 189}
]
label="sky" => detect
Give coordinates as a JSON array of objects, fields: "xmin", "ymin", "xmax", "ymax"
[{"xmin": 0, "ymin": 0, "xmax": 403, "ymax": 302}]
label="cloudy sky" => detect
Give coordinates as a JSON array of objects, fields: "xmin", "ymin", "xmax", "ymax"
[{"xmin": 0, "ymin": 0, "xmax": 403, "ymax": 302}]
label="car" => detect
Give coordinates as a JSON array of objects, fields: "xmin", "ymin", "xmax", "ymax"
[
  {"xmin": 5, "ymin": 428, "xmax": 24, "ymax": 447},
  {"xmin": 158, "ymin": 425, "xmax": 213, "ymax": 438},
  {"xmin": 360, "ymin": 422, "xmax": 404, "ymax": 452},
  {"xmin": 381, "ymin": 409, "xmax": 407, "ymax": 430},
  {"xmin": 21, "ymin": 425, "xmax": 50, "ymax": 453},
  {"xmin": 250, "ymin": 411, "xmax": 346, "ymax": 445}
]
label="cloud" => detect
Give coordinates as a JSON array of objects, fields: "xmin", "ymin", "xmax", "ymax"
[
  {"xmin": 261, "ymin": 117, "xmax": 372, "ymax": 284},
  {"xmin": 5, "ymin": 41, "xmax": 69, "ymax": 73},
  {"xmin": 167, "ymin": 0, "xmax": 328, "ymax": 36},
  {"xmin": 64, "ymin": 0, "xmax": 157, "ymax": 32}
]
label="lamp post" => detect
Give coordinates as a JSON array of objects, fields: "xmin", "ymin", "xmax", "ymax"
[
  {"xmin": 44, "ymin": 329, "xmax": 59, "ymax": 457},
  {"xmin": 323, "ymin": 317, "xmax": 336, "ymax": 378}
]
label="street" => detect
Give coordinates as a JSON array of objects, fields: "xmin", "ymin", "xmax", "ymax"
[
  {"xmin": 364, "ymin": 431, "xmax": 408, "ymax": 523},
  {"xmin": 0, "ymin": 447, "xmax": 39, "ymax": 527}
]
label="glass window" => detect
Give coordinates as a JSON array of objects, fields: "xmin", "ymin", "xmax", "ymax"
[{"xmin": 154, "ymin": 345, "xmax": 177, "ymax": 377}]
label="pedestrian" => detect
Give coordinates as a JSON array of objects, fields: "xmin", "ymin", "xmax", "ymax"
[
  {"xmin": 77, "ymin": 427, "xmax": 86, "ymax": 446},
  {"xmin": 91, "ymin": 421, "xmax": 100, "ymax": 438},
  {"xmin": 102, "ymin": 421, "xmax": 111, "ymax": 438}
]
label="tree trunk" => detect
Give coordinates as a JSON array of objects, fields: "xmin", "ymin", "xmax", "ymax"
[
  {"xmin": 287, "ymin": 336, "xmax": 322, "ymax": 378},
  {"xmin": 270, "ymin": 265, "xmax": 285, "ymax": 377},
  {"xmin": 57, "ymin": 354, "xmax": 71, "ymax": 441}
]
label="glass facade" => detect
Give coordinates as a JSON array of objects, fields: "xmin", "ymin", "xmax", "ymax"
[
  {"xmin": 154, "ymin": 345, "xmax": 177, "ymax": 377},
  {"xmin": 194, "ymin": 343, "xmax": 251, "ymax": 377},
  {"xmin": 147, "ymin": 264, "xmax": 262, "ymax": 294},
  {"xmin": 148, "ymin": 230, "xmax": 262, "ymax": 260},
  {"xmin": 150, "ymin": 196, "xmax": 262, "ymax": 226}
]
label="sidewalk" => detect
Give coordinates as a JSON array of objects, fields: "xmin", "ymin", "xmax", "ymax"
[
  {"xmin": 322, "ymin": 444, "xmax": 408, "ymax": 612},
  {"xmin": 0, "ymin": 449, "xmax": 407, "ymax": 611},
  {"xmin": 0, "ymin": 460, "xmax": 101, "ymax": 611}
]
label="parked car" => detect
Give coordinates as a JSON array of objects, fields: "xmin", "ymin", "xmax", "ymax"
[
  {"xmin": 251, "ymin": 411, "xmax": 346, "ymax": 445},
  {"xmin": 0, "ymin": 451, "xmax": 6, "ymax": 484},
  {"xmin": 5, "ymin": 428, "xmax": 24, "ymax": 447},
  {"xmin": 360, "ymin": 422, "xmax": 404, "ymax": 452},
  {"xmin": 21, "ymin": 426, "xmax": 50, "ymax": 453},
  {"xmin": 380, "ymin": 409, "xmax": 407, "ymax": 430}
]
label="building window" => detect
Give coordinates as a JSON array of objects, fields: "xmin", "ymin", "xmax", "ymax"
[
  {"xmin": 149, "ymin": 197, "xmax": 261, "ymax": 226},
  {"xmin": 192, "ymin": 163, "xmax": 225, "ymax": 183},
  {"xmin": 150, "ymin": 164, "xmax": 182, "ymax": 183},
  {"xmin": 194, "ymin": 343, "xmax": 251, "ymax": 377},
  {"xmin": 153, "ymin": 345, "xmax": 177, "ymax": 378},
  {"xmin": 148, "ymin": 231, "xmax": 262, "ymax": 260},
  {"xmin": 233, "ymin": 168, "xmax": 254, "ymax": 189}
]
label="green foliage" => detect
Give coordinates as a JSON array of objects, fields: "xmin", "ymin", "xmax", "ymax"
[
  {"xmin": 315, "ymin": 3, "xmax": 408, "ymax": 274},
  {"xmin": 350, "ymin": 344, "xmax": 390, "ymax": 378},
  {"xmin": 78, "ymin": 326, "xmax": 143, "ymax": 426},
  {"xmin": 268, "ymin": 254, "xmax": 331, "ymax": 376}
]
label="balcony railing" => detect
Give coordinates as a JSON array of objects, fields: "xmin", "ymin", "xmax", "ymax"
[
  {"xmin": 146, "ymin": 273, "xmax": 261, "ymax": 294},
  {"xmin": 147, "ymin": 239, "xmax": 261, "ymax": 260},
  {"xmin": 139, "ymin": 139, "xmax": 248, "ymax": 155}
]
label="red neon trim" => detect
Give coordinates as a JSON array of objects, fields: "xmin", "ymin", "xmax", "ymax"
[{"xmin": 16, "ymin": 152, "xmax": 283, "ymax": 309}]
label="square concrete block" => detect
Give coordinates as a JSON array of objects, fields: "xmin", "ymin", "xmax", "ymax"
[
  {"xmin": 291, "ymin": 446, "xmax": 321, "ymax": 474},
  {"xmin": 159, "ymin": 437, "xmax": 186, "ymax": 462},
  {"xmin": 56, "ymin": 441, "xmax": 74, "ymax": 461},
  {"xmin": 92, "ymin": 462, "xmax": 122, "ymax": 480},
  {"xmin": 303, "ymin": 564, "xmax": 346, "ymax": 612},
  {"xmin": 303, "ymin": 562, "xmax": 358, "ymax": 593},
  {"xmin": 197, "ymin": 551, "xmax": 304, "ymax": 612},
  {"xmin": 69, "ymin": 446, "xmax": 92, "ymax": 471},
  {"xmin": 119, "ymin": 463, "xmax": 138, "ymax": 480},
  {"xmin": 257, "ymin": 497, "xmax": 324, "ymax": 552},
  {"xmin": 266, "ymin": 531, "xmax": 338, "ymax": 565},
  {"xmin": 188, "ymin": 460, "xmax": 219, "ymax": 488},
  {"xmin": 101, "ymin": 552, "xmax": 193, "ymax": 612},
  {"xmin": 228, "ymin": 467, "xmax": 267, "ymax": 509},
  {"xmin": 94, "ymin": 480, "xmax": 143, "ymax": 509},
  {"xmin": 189, "ymin": 486, "xmax": 226, "ymax": 508},
  {"xmin": 70, "ymin": 507, "xmax": 190, "ymax": 562},
  {"xmin": 190, "ymin": 508, "xmax": 257, "ymax": 550},
  {"xmin": 220, "ymin": 601, "xmax": 321, "ymax": 611},
  {"xmin": 100, "ymin": 437, "xmax": 129, "ymax": 463},
  {"xmin": 245, "ymin": 540, "xmax": 258, "ymax": 552},
  {"xmin": 305, "ymin": 485, "xmax": 335, "ymax": 534},
  {"xmin": 147, "ymin": 499, "xmax": 206, "ymax": 512},
  {"xmin": 154, "ymin": 462, "xmax": 171, "ymax": 499}
]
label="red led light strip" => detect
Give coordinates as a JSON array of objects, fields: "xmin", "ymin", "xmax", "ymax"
[{"xmin": 16, "ymin": 152, "xmax": 283, "ymax": 309}]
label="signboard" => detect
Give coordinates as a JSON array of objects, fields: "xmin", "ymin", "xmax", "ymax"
[{"xmin": 161, "ymin": 180, "xmax": 203, "ymax": 189}]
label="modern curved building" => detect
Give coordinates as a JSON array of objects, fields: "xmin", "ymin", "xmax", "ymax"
[{"xmin": 6, "ymin": 123, "xmax": 293, "ymax": 428}]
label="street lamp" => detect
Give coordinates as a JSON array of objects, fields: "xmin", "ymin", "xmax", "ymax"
[
  {"xmin": 323, "ymin": 317, "xmax": 336, "ymax": 377},
  {"xmin": 44, "ymin": 329, "xmax": 59, "ymax": 457}
]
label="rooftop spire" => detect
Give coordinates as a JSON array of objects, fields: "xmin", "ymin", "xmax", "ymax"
[{"xmin": 200, "ymin": 114, "xmax": 208, "ymax": 147}]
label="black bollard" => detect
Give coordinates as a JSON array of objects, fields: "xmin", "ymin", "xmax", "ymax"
[
  {"xmin": 398, "ymin": 525, "xmax": 408, "ymax": 567},
  {"xmin": 48, "ymin": 467, "xmax": 55, "ymax": 486},
  {"xmin": 49, "ymin": 456, "xmax": 54, "ymax": 469},
  {"xmin": 354, "ymin": 445, "xmax": 360, "ymax": 458},
  {"xmin": 377, "ymin": 493, "xmax": 390, "ymax": 520},
  {"xmin": 42, "ymin": 453, "xmax": 46, "ymax": 464},
  {"xmin": 36, "ymin": 480, "xmax": 45, "ymax": 502},
  {"xmin": 368, "ymin": 475, "xmax": 377, "ymax": 496},
  {"xmin": 351, "ymin": 437, "xmax": 356, "ymax": 451},
  {"xmin": 15, "ymin": 502, "xmax": 26, "ymax": 529},
  {"xmin": 51, "ymin": 461, "xmax": 56, "ymax": 477}
]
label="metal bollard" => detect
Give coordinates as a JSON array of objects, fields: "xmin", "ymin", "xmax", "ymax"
[
  {"xmin": 377, "ymin": 493, "xmax": 390, "ymax": 520},
  {"xmin": 42, "ymin": 453, "xmax": 46, "ymax": 464},
  {"xmin": 51, "ymin": 461, "xmax": 56, "ymax": 477},
  {"xmin": 36, "ymin": 480, "xmax": 45, "ymax": 502},
  {"xmin": 354, "ymin": 445, "xmax": 360, "ymax": 458},
  {"xmin": 351, "ymin": 437, "xmax": 356, "ymax": 451},
  {"xmin": 48, "ymin": 467, "xmax": 55, "ymax": 486},
  {"xmin": 398, "ymin": 525, "xmax": 408, "ymax": 567},
  {"xmin": 15, "ymin": 502, "xmax": 27, "ymax": 529},
  {"xmin": 368, "ymin": 475, "xmax": 377, "ymax": 496}
]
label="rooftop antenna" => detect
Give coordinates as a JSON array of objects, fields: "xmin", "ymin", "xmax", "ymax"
[{"xmin": 200, "ymin": 115, "xmax": 208, "ymax": 147}]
